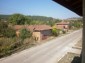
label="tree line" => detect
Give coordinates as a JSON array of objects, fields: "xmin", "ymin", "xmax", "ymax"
[{"xmin": 0, "ymin": 14, "xmax": 61, "ymax": 26}]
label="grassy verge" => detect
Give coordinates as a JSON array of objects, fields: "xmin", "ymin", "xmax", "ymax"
[
  {"xmin": 0, "ymin": 37, "xmax": 36, "ymax": 58},
  {"xmin": 58, "ymin": 52, "xmax": 81, "ymax": 63}
]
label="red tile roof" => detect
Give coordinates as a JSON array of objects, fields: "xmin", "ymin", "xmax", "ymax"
[
  {"xmin": 14, "ymin": 25, "xmax": 52, "ymax": 31},
  {"xmin": 13, "ymin": 25, "xmax": 24, "ymax": 30}
]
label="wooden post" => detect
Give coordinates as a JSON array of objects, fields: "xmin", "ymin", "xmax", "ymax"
[{"xmin": 82, "ymin": 0, "xmax": 85, "ymax": 63}]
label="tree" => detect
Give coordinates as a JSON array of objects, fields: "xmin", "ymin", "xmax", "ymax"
[
  {"xmin": 9, "ymin": 14, "xmax": 27, "ymax": 25},
  {"xmin": 0, "ymin": 17, "xmax": 1, "ymax": 21},
  {"xmin": 19, "ymin": 28, "xmax": 32, "ymax": 40},
  {"xmin": 70, "ymin": 20, "xmax": 82, "ymax": 29},
  {"xmin": 0, "ymin": 21, "xmax": 16, "ymax": 37},
  {"xmin": 24, "ymin": 17, "xmax": 31, "ymax": 25}
]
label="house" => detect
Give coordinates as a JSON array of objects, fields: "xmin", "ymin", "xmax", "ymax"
[
  {"xmin": 14, "ymin": 25, "xmax": 52, "ymax": 41},
  {"xmin": 55, "ymin": 21, "xmax": 70, "ymax": 31}
]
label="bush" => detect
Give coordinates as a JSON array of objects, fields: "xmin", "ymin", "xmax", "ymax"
[
  {"xmin": 0, "ymin": 38, "xmax": 22, "ymax": 58},
  {"xmin": 62, "ymin": 30, "xmax": 66, "ymax": 34},
  {"xmin": 3, "ymin": 28, "xmax": 16, "ymax": 38},
  {"xmin": 19, "ymin": 28, "xmax": 32, "ymax": 40},
  {"xmin": 52, "ymin": 28, "xmax": 60, "ymax": 36},
  {"xmin": 0, "ymin": 21, "xmax": 8, "ymax": 35},
  {"xmin": 0, "ymin": 21, "xmax": 16, "ymax": 38}
]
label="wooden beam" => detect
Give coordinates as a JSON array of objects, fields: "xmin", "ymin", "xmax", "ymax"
[
  {"xmin": 53, "ymin": 0, "xmax": 82, "ymax": 16},
  {"xmin": 82, "ymin": 0, "xmax": 85, "ymax": 63},
  {"xmin": 71, "ymin": 0, "xmax": 81, "ymax": 6}
]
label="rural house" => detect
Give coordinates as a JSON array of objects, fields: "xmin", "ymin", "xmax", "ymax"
[
  {"xmin": 14, "ymin": 25, "xmax": 52, "ymax": 41},
  {"xmin": 55, "ymin": 21, "xmax": 70, "ymax": 31}
]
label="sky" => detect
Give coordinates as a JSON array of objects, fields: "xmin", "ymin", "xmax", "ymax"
[{"xmin": 0, "ymin": 0, "xmax": 80, "ymax": 19}]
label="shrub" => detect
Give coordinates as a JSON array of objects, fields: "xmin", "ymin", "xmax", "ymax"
[
  {"xmin": 0, "ymin": 38, "xmax": 22, "ymax": 58},
  {"xmin": 52, "ymin": 28, "xmax": 60, "ymax": 36},
  {"xmin": 62, "ymin": 30, "xmax": 66, "ymax": 34},
  {"xmin": 0, "ymin": 21, "xmax": 16, "ymax": 38},
  {"xmin": 19, "ymin": 28, "xmax": 32, "ymax": 40},
  {"xmin": 0, "ymin": 21, "xmax": 8, "ymax": 35},
  {"xmin": 3, "ymin": 28, "xmax": 16, "ymax": 38}
]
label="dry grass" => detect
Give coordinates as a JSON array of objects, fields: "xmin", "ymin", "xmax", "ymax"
[{"xmin": 0, "ymin": 37, "xmax": 36, "ymax": 58}]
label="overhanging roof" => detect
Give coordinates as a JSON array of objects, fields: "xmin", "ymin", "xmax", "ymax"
[{"xmin": 53, "ymin": 0, "xmax": 82, "ymax": 16}]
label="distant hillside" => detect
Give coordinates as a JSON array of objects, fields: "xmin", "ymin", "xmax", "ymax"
[
  {"xmin": 0, "ymin": 15, "xmax": 10, "ymax": 20},
  {"xmin": 28, "ymin": 16, "xmax": 54, "ymax": 22},
  {"xmin": 0, "ymin": 14, "xmax": 61, "ymax": 22},
  {"xmin": 27, "ymin": 16, "xmax": 61, "ymax": 21},
  {"xmin": 66, "ymin": 17, "xmax": 82, "ymax": 21}
]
